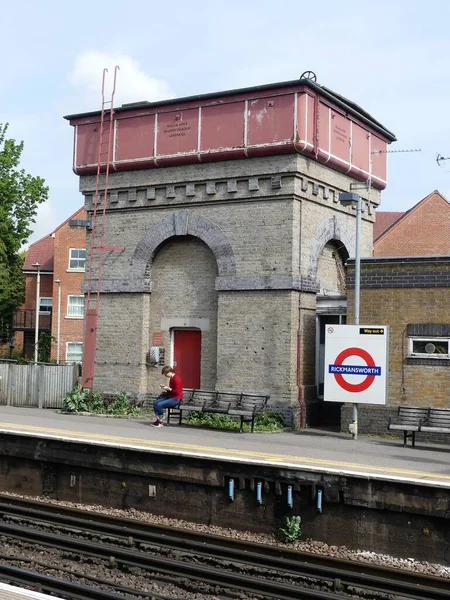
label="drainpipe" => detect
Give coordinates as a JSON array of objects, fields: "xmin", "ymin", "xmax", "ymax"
[
  {"xmin": 313, "ymin": 93, "xmax": 320, "ymax": 159},
  {"xmin": 297, "ymin": 334, "xmax": 305, "ymax": 428}
]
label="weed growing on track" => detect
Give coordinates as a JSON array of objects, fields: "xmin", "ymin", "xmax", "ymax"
[{"xmin": 278, "ymin": 516, "xmax": 302, "ymax": 543}]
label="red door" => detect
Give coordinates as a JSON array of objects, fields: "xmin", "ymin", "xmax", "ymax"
[{"xmin": 173, "ymin": 329, "xmax": 201, "ymax": 389}]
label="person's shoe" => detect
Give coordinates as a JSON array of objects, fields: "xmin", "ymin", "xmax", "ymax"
[{"xmin": 151, "ymin": 420, "xmax": 163, "ymax": 427}]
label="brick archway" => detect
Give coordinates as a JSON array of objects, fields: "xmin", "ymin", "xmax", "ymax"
[
  {"xmin": 131, "ymin": 210, "xmax": 236, "ymax": 280},
  {"xmin": 308, "ymin": 215, "xmax": 353, "ymax": 280}
]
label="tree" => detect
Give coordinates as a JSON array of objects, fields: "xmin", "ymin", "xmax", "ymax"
[{"xmin": 0, "ymin": 123, "xmax": 48, "ymax": 342}]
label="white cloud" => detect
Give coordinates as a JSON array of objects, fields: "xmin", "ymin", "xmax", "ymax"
[{"xmin": 68, "ymin": 50, "xmax": 175, "ymax": 112}]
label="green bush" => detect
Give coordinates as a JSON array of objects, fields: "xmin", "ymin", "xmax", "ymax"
[
  {"xmin": 10, "ymin": 348, "xmax": 24, "ymax": 361},
  {"xmin": 254, "ymin": 411, "xmax": 285, "ymax": 431},
  {"xmin": 63, "ymin": 385, "xmax": 90, "ymax": 413},
  {"xmin": 278, "ymin": 515, "xmax": 302, "ymax": 543},
  {"xmin": 15, "ymin": 356, "xmax": 30, "ymax": 365},
  {"xmin": 62, "ymin": 387, "xmax": 140, "ymax": 417},
  {"xmin": 107, "ymin": 391, "xmax": 140, "ymax": 417},
  {"xmin": 186, "ymin": 410, "xmax": 284, "ymax": 432},
  {"xmin": 90, "ymin": 391, "xmax": 104, "ymax": 414},
  {"xmin": 187, "ymin": 412, "xmax": 239, "ymax": 429},
  {"xmin": 38, "ymin": 332, "xmax": 56, "ymax": 363}
]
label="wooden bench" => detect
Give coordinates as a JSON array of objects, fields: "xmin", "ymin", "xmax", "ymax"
[
  {"xmin": 228, "ymin": 393, "xmax": 269, "ymax": 433},
  {"xmin": 419, "ymin": 408, "xmax": 450, "ymax": 437},
  {"xmin": 167, "ymin": 389, "xmax": 269, "ymax": 433},
  {"xmin": 387, "ymin": 406, "xmax": 429, "ymax": 447}
]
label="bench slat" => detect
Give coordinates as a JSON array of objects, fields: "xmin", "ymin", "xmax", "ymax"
[
  {"xmin": 388, "ymin": 424, "xmax": 420, "ymax": 431},
  {"xmin": 420, "ymin": 426, "xmax": 450, "ymax": 433}
]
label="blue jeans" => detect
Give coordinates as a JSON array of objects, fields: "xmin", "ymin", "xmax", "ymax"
[{"xmin": 153, "ymin": 396, "xmax": 181, "ymax": 419}]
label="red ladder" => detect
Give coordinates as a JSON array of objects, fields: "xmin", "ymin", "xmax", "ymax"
[{"xmin": 82, "ymin": 66, "xmax": 123, "ymax": 389}]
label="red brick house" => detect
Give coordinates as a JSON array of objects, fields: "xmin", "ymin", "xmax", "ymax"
[
  {"xmin": 374, "ymin": 190, "xmax": 450, "ymax": 256},
  {"xmin": 13, "ymin": 208, "xmax": 87, "ymax": 363}
]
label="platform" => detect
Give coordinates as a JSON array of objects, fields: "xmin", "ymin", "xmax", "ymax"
[
  {"xmin": 0, "ymin": 406, "xmax": 449, "ymax": 489},
  {"xmin": 0, "ymin": 581, "xmax": 64, "ymax": 600}
]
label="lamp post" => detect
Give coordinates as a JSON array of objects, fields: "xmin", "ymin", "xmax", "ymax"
[
  {"xmin": 55, "ymin": 278, "xmax": 62, "ymax": 365},
  {"xmin": 338, "ymin": 192, "xmax": 362, "ymax": 440},
  {"xmin": 31, "ymin": 262, "xmax": 41, "ymax": 364}
]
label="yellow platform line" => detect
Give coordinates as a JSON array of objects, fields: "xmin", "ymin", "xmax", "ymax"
[{"xmin": 0, "ymin": 422, "xmax": 448, "ymax": 482}]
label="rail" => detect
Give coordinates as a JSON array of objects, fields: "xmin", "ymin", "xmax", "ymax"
[
  {"xmin": 0, "ymin": 563, "xmax": 144, "ymax": 600},
  {"xmin": 0, "ymin": 496, "xmax": 447, "ymax": 600}
]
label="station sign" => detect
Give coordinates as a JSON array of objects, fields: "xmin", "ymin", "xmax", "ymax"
[{"xmin": 324, "ymin": 325, "xmax": 389, "ymax": 405}]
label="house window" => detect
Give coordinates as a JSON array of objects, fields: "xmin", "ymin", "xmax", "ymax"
[
  {"xmin": 67, "ymin": 295, "xmax": 85, "ymax": 318},
  {"xmin": 39, "ymin": 297, "xmax": 52, "ymax": 314},
  {"xmin": 67, "ymin": 342, "xmax": 83, "ymax": 364},
  {"xmin": 408, "ymin": 338, "xmax": 449, "ymax": 359},
  {"xmin": 69, "ymin": 248, "xmax": 86, "ymax": 270}
]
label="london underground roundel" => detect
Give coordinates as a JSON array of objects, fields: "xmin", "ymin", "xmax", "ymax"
[{"xmin": 330, "ymin": 347, "xmax": 380, "ymax": 393}]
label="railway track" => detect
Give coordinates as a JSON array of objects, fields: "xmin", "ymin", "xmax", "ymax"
[
  {"xmin": 0, "ymin": 563, "xmax": 161, "ymax": 600},
  {"xmin": 0, "ymin": 495, "xmax": 447, "ymax": 600}
]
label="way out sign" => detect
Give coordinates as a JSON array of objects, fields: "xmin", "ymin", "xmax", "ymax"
[{"xmin": 324, "ymin": 325, "xmax": 389, "ymax": 405}]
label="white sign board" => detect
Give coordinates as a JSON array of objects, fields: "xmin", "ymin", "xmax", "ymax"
[{"xmin": 324, "ymin": 325, "xmax": 389, "ymax": 405}]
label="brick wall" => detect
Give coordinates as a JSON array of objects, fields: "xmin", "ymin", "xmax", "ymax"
[{"xmin": 22, "ymin": 273, "xmax": 53, "ymax": 310}]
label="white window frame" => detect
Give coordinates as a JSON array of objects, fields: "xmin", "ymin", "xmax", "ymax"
[
  {"xmin": 68, "ymin": 248, "xmax": 86, "ymax": 271},
  {"xmin": 66, "ymin": 295, "xmax": 85, "ymax": 319},
  {"xmin": 408, "ymin": 337, "xmax": 450, "ymax": 359},
  {"xmin": 66, "ymin": 342, "xmax": 83, "ymax": 364},
  {"xmin": 39, "ymin": 297, "xmax": 52, "ymax": 314}
]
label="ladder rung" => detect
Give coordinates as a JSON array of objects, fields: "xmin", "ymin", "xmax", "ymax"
[{"xmin": 93, "ymin": 245, "xmax": 125, "ymax": 251}]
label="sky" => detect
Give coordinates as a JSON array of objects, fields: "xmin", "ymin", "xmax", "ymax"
[{"xmin": 3, "ymin": 0, "xmax": 450, "ymax": 246}]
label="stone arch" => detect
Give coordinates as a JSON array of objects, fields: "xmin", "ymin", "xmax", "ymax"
[
  {"xmin": 307, "ymin": 215, "xmax": 353, "ymax": 281},
  {"xmin": 131, "ymin": 210, "xmax": 236, "ymax": 280}
]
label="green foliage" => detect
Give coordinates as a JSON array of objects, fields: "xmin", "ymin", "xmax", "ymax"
[
  {"xmin": 62, "ymin": 387, "xmax": 140, "ymax": 417},
  {"xmin": 278, "ymin": 515, "xmax": 302, "ymax": 543},
  {"xmin": 187, "ymin": 412, "xmax": 239, "ymax": 429},
  {"xmin": 90, "ymin": 392, "xmax": 104, "ymax": 414},
  {"xmin": 11, "ymin": 348, "xmax": 25, "ymax": 361},
  {"xmin": 38, "ymin": 332, "xmax": 56, "ymax": 363},
  {"xmin": 0, "ymin": 123, "xmax": 48, "ymax": 341},
  {"xmin": 63, "ymin": 385, "xmax": 90, "ymax": 413},
  {"xmin": 253, "ymin": 411, "xmax": 285, "ymax": 431},
  {"xmin": 186, "ymin": 411, "xmax": 285, "ymax": 432},
  {"xmin": 106, "ymin": 391, "xmax": 140, "ymax": 416},
  {"xmin": 14, "ymin": 356, "xmax": 30, "ymax": 365}
]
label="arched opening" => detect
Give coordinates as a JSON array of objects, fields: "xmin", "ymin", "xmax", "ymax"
[
  {"xmin": 317, "ymin": 240, "xmax": 348, "ymax": 296},
  {"xmin": 316, "ymin": 240, "xmax": 350, "ymax": 427},
  {"xmin": 148, "ymin": 235, "xmax": 218, "ymax": 390}
]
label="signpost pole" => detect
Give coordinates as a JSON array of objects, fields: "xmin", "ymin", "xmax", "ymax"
[
  {"xmin": 352, "ymin": 194, "xmax": 362, "ymax": 440},
  {"xmin": 338, "ymin": 192, "xmax": 363, "ymax": 440}
]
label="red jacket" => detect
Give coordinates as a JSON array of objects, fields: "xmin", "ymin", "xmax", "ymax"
[{"xmin": 168, "ymin": 374, "xmax": 183, "ymax": 399}]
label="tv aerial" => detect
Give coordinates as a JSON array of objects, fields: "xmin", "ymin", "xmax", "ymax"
[
  {"xmin": 371, "ymin": 148, "xmax": 421, "ymax": 156},
  {"xmin": 436, "ymin": 153, "xmax": 450, "ymax": 167}
]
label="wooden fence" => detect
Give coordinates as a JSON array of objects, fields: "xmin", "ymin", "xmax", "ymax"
[{"xmin": 0, "ymin": 362, "xmax": 78, "ymax": 409}]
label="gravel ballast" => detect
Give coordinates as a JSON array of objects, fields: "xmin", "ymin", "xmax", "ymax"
[{"xmin": 1, "ymin": 492, "xmax": 449, "ymax": 579}]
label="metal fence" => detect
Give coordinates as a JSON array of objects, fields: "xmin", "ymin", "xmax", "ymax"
[{"xmin": 0, "ymin": 362, "xmax": 78, "ymax": 408}]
